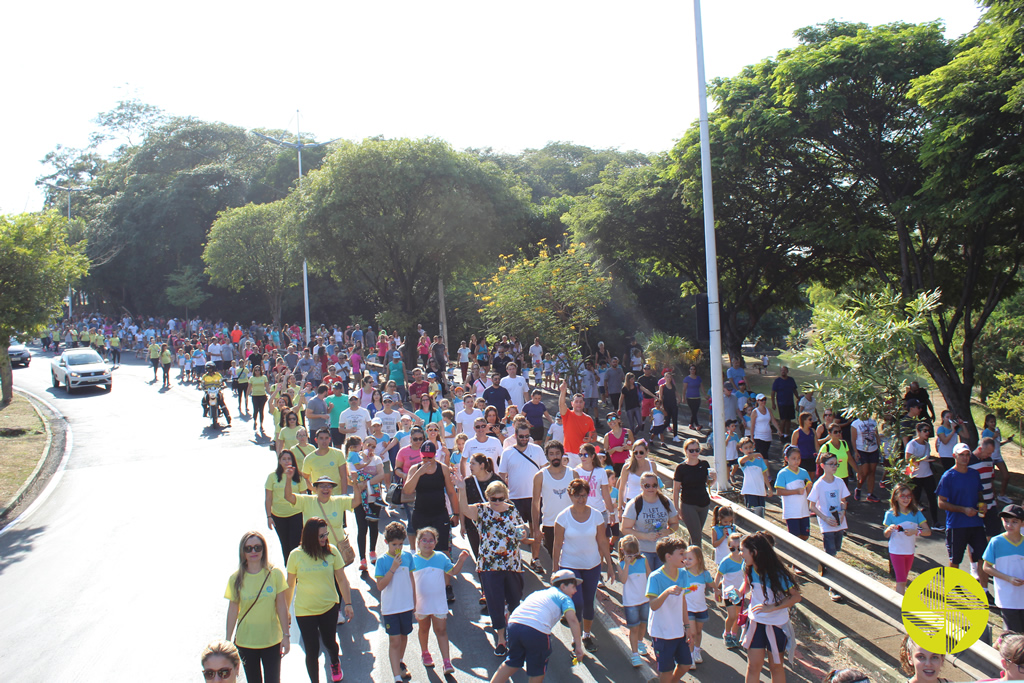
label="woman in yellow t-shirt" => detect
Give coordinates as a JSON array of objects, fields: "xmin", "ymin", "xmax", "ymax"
[
  {"xmin": 266, "ymin": 451, "xmax": 306, "ymax": 561},
  {"xmin": 159, "ymin": 343, "xmax": 173, "ymax": 388},
  {"xmin": 286, "ymin": 517, "xmax": 355, "ymax": 683},
  {"xmin": 277, "ymin": 411, "xmax": 303, "ymax": 456},
  {"xmin": 249, "ymin": 365, "xmax": 270, "ymax": 433},
  {"xmin": 225, "ymin": 531, "xmax": 290, "ymax": 683}
]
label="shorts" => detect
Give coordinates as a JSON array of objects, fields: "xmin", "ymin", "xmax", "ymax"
[
  {"xmin": 652, "ymin": 636, "xmax": 693, "ymax": 673},
  {"xmin": 858, "ymin": 450, "xmax": 880, "ymax": 465},
  {"xmin": 409, "ymin": 513, "xmax": 451, "ymax": 552},
  {"xmin": 992, "ymin": 450, "xmax": 1004, "ymax": 463},
  {"xmin": 723, "ymin": 597, "xmax": 742, "ymax": 607},
  {"xmin": 383, "ymin": 610, "xmax": 414, "ymax": 636},
  {"xmin": 786, "ymin": 517, "xmax": 811, "ymax": 537},
  {"xmin": 512, "ymin": 498, "xmax": 533, "ymax": 526},
  {"xmin": 415, "ymin": 612, "xmax": 448, "ymax": 621},
  {"xmin": 641, "ymin": 398, "xmax": 656, "ymax": 419},
  {"xmin": 529, "ymin": 425, "xmax": 545, "ymax": 442},
  {"xmin": 745, "ymin": 495, "xmax": 766, "ymax": 509},
  {"xmin": 624, "ymin": 603, "xmax": 650, "ymax": 628},
  {"xmin": 777, "ymin": 404, "xmax": 796, "ymax": 420},
  {"xmin": 505, "ymin": 622, "xmax": 552, "ymax": 676},
  {"xmin": 945, "ymin": 525, "xmax": 987, "ymax": 566},
  {"xmin": 688, "ymin": 609, "xmax": 709, "ymax": 623},
  {"xmin": 749, "ymin": 622, "xmax": 788, "ymax": 652}
]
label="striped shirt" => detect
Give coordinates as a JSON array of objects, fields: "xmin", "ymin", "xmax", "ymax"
[{"xmin": 969, "ymin": 454, "xmax": 995, "ymax": 506}]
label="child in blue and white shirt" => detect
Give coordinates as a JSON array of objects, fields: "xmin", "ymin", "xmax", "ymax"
[
  {"xmin": 774, "ymin": 445, "xmax": 812, "ymax": 541},
  {"xmin": 983, "ymin": 506, "xmax": 1024, "ymax": 633},
  {"xmin": 411, "ymin": 527, "xmax": 470, "ymax": 675},
  {"xmin": 616, "ymin": 535, "xmax": 651, "ymax": 667},
  {"xmin": 375, "ymin": 521, "xmax": 416, "ymax": 683},
  {"xmin": 683, "ymin": 545, "xmax": 714, "ymax": 665},
  {"xmin": 714, "ymin": 533, "xmax": 746, "ymax": 649},
  {"xmin": 738, "ymin": 437, "xmax": 770, "ymax": 517}
]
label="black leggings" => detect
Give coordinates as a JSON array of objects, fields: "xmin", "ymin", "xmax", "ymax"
[
  {"xmin": 161, "ymin": 362, "xmax": 171, "ymax": 383},
  {"xmin": 238, "ymin": 644, "xmax": 281, "ymax": 683},
  {"xmin": 253, "ymin": 395, "xmax": 268, "ymax": 426},
  {"xmin": 297, "ymin": 603, "xmax": 340, "ymax": 682},
  {"xmin": 272, "ymin": 513, "xmax": 303, "ymax": 564},
  {"xmin": 913, "ymin": 474, "xmax": 941, "ymax": 526},
  {"xmin": 665, "ymin": 401, "xmax": 679, "ymax": 436},
  {"xmin": 686, "ymin": 398, "xmax": 700, "ymax": 427},
  {"xmin": 354, "ymin": 503, "xmax": 380, "ymax": 559},
  {"xmin": 110, "ymin": 347, "xmax": 120, "ymax": 364}
]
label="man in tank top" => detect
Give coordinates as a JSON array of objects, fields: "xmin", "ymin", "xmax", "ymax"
[{"xmin": 531, "ymin": 440, "xmax": 578, "ymax": 565}]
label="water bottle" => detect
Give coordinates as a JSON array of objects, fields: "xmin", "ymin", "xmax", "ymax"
[{"xmin": 726, "ymin": 589, "xmax": 740, "ymax": 603}]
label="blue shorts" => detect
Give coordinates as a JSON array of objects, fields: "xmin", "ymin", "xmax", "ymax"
[
  {"xmin": 505, "ymin": 622, "xmax": 552, "ymax": 676},
  {"xmin": 624, "ymin": 603, "xmax": 650, "ymax": 628},
  {"xmin": 749, "ymin": 622, "xmax": 788, "ymax": 652},
  {"xmin": 383, "ymin": 609, "xmax": 414, "ymax": 636},
  {"xmin": 688, "ymin": 609, "xmax": 709, "ymax": 623},
  {"xmin": 786, "ymin": 517, "xmax": 811, "ymax": 537},
  {"xmin": 652, "ymin": 636, "xmax": 693, "ymax": 673},
  {"xmin": 745, "ymin": 495, "xmax": 766, "ymax": 508}
]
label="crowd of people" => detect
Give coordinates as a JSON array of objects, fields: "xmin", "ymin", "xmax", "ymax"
[{"xmin": 41, "ymin": 314, "xmax": 1024, "ymax": 682}]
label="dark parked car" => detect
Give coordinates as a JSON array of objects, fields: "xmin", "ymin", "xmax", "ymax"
[{"xmin": 8, "ymin": 338, "xmax": 31, "ymax": 367}]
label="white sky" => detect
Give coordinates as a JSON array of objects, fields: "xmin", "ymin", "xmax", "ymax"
[{"xmin": 1, "ymin": 0, "xmax": 984, "ymax": 214}]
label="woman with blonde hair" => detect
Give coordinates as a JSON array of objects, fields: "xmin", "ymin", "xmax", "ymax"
[{"xmin": 201, "ymin": 640, "xmax": 242, "ymax": 682}]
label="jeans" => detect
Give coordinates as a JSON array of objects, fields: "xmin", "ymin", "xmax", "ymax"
[
  {"xmin": 643, "ymin": 550, "xmax": 663, "ymax": 573},
  {"xmin": 679, "ymin": 502, "xmax": 710, "ymax": 547},
  {"xmin": 823, "ymin": 530, "xmax": 845, "ymax": 557},
  {"xmin": 479, "ymin": 570, "xmax": 524, "ymax": 631},
  {"xmin": 561, "ymin": 565, "xmax": 602, "ymax": 621},
  {"xmin": 623, "ymin": 407, "xmax": 643, "ymax": 435},
  {"xmin": 297, "ymin": 603, "xmax": 340, "ymax": 682},
  {"xmin": 238, "ymin": 644, "xmax": 281, "ymax": 683}
]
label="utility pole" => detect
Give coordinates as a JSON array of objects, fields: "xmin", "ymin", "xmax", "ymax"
[{"xmin": 252, "ymin": 111, "xmax": 339, "ymax": 343}]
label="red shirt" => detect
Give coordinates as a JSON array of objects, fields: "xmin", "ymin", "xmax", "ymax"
[{"xmin": 562, "ymin": 410, "xmax": 594, "ymax": 455}]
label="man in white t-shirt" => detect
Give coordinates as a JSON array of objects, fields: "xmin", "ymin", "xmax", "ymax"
[
  {"xmin": 338, "ymin": 394, "xmax": 372, "ymax": 440},
  {"xmin": 465, "ymin": 416, "xmax": 503, "ymax": 471},
  {"xmin": 529, "ymin": 338, "xmax": 543, "ymax": 367},
  {"xmin": 500, "ymin": 362, "xmax": 530, "ymax": 411},
  {"xmin": 455, "ymin": 400, "xmax": 483, "ymax": 437},
  {"xmin": 851, "ymin": 411, "xmax": 881, "ymax": 503},
  {"xmin": 499, "ymin": 427, "xmax": 546, "ymax": 516}
]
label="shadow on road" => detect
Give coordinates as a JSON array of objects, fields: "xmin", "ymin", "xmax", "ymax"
[{"xmin": 0, "ymin": 525, "xmax": 46, "ymax": 575}]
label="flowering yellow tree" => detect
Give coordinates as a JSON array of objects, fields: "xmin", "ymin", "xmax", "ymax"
[{"xmin": 476, "ymin": 239, "xmax": 610, "ymax": 391}]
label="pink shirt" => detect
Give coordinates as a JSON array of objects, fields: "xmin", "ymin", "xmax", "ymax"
[{"xmin": 395, "ymin": 446, "xmax": 423, "ymax": 475}]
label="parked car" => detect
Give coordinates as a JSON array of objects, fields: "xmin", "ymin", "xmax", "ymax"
[
  {"xmin": 51, "ymin": 349, "xmax": 112, "ymax": 393},
  {"xmin": 8, "ymin": 338, "xmax": 31, "ymax": 367}
]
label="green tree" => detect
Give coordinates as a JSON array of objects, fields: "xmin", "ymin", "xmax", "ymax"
[
  {"xmin": 203, "ymin": 200, "xmax": 298, "ymax": 326},
  {"xmin": 476, "ymin": 239, "xmax": 611, "ymax": 392},
  {"xmin": 164, "ymin": 265, "xmax": 210, "ymax": 321},
  {"xmin": 988, "ymin": 373, "xmax": 1024, "ymax": 442},
  {"xmin": 292, "ymin": 137, "xmax": 530, "ymax": 362},
  {"xmin": 0, "ymin": 212, "xmax": 89, "ymax": 404},
  {"xmin": 798, "ymin": 287, "xmax": 942, "ymax": 489}
]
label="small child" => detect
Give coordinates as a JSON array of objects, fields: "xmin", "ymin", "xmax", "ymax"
[
  {"xmin": 543, "ymin": 353, "xmax": 555, "ymax": 389},
  {"xmin": 985, "ymin": 507, "xmax": 1024, "ymax": 635},
  {"xmin": 883, "ymin": 483, "xmax": 931, "ymax": 595},
  {"xmin": 714, "ymin": 532, "xmax": 745, "ymax": 648},
  {"xmin": 738, "ymin": 437, "xmax": 770, "ymax": 518},
  {"xmin": 724, "ymin": 420, "xmax": 741, "ymax": 486},
  {"xmin": 808, "ymin": 452, "xmax": 850, "ymax": 602},
  {"xmin": 645, "ymin": 536, "xmax": 694, "ymax": 682},
  {"xmin": 598, "ymin": 451, "xmax": 619, "ymax": 550},
  {"xmin": 450, "ymin": 433, "xmax": 468, "ymax": 484},
  {"xmin": 177, "ymin": 348, "xmax": 188, "ymax": 380},
  {"xmin": 775, "ymin": 444, "xmax": 813, "ymax": 541},
  {"xmin": 411, "ymin": 527, "xmax": 471, "ymax": 675},
  {"xmin": 533, "ymin": 358, "xmax": 544, "ymax": 388},
  {"xmin": 547, "ymin": 413, "xmax": 564, "ymax": 444},
  {"xmin": 616, "ymin": 535, "xmax": 651, "ymax": 667},
  {"xmin": 441, "ymin": 410, "xmax": 456, "ymax": 452},
  {"xmin": 375, "ymin": 521, "xmax": 416, "ymax": 683},
  {"xmin": 710, "ymin": 506, "xmax": 737, "ymax": 566},
  {"xmin": 650, "ymin": 399, "xmax": 667, "ymax": 443},
  {"xmin": 682, "ymin": 545, "xmax": 714, "ymax": 665}
]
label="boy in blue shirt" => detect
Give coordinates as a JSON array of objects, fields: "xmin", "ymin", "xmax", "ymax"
[
  {"xmin": 983, "ymin": 504, "xmax": 1024, "ymax": 633},
  {"xmin": 375, "ymin": 521, "xmax": 416, "ymax": 683},
  {"xmin": 645, "ymin": 536, "xmax": 694, "ymax": 682}
]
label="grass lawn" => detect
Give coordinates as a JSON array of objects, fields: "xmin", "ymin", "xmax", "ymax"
[{"xmin": 0, "ymin": 394, "xmax": 47, "ymax": 510}]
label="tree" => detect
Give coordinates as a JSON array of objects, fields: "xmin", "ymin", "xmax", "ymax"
[
  {"xmin": 165, "ymin": 265, "xmax": 210, "ymax": 321},
  {"xmin": 476, "ymin": 239, "xmax": 611, "ymax": 392},
  {"xmin": 292, "ymin": 137, "xmax": 530, "ymax": 363},
  {"xmin": 798, "ymin": 287, "xmax": 942, "ymax": 489},
  {"xmin": 203, "ymin": 200, "xmax": 298, "ymax": 326},
  {"xmin": 0, "ymin": 212, "xmax": 89, "ymax": 404}
]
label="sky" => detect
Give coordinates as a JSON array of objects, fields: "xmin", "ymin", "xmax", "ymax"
[{"xmin": 1, "ymin": 0, "xmax": 985, "ymax": 214}]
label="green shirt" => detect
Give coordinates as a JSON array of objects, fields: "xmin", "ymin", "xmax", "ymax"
[{"xmin": 325, "ymin": 394, "xmax": 347, "ymax": 429}]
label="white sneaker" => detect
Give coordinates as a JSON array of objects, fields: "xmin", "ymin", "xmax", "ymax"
[
  {"xmin": 672, "ymin": 435, "xmax": 682, "ymax": 442},
  {"xmin": 998, "ymin": 495, "xmax": 1014, "ymax": 505},
  {"xmin": 693, "ymin": 648, "xmax": 702, "ymax": 664}
]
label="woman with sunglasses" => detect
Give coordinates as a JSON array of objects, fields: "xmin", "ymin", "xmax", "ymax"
[
  {"xmin": 621, "ymin": 471, "xmax": 679, "ymax": 571},
  {"xmin": 617, "ymin": 440, "xmax": 657, "ymax": 506},
  {"xmin": 422, "ymin": 421, "xmax": 451, "ymax": 462},
  {"xmin": 671, "ymin": 437, "xmax": 715, "ymax": 546},
  {"xmin": 266, "ymin": 450, "xmax": 306, "ymax": 561},
  {"xmin": 460, "ymin": 479, "xmax": 527, "ymax": 657},
  {"xmin": 603, "ymin": 412, "xmax": 634, "ymax": 478},
  {"xmin": 224, "ymin": 531, "xmax": 290, "ymax": 683},
  {"xmin": 276, "ymin": 410, "xmax": 303, "ymax": 455},
  {"xmin": 201, "ymin": 640, "xmax": 242, "ymax": 683},
  {"xmin": 286, "ymin": 516, "xmax": 355, "ymax": 683},
  {"xmin": 552, "ymin": 478, "xmax": 615, "ymax": 653},
  {"xmin": 461, "ymin": 453, "xmax": 503, "ymax": 559}
]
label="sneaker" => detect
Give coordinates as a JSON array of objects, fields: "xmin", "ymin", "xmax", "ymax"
[
  {"xmin": 359, "ymin": 559, "xmax": 367, "ymax": 572},
  {"xmin": 370, "ymin": 551, "xmax": 378, "ymax": 564},
  {"xmin": 493, "ymin": 643, "xmax": 508, "ymax": 657},
  {"xmin": 366, "ymin": 513, "xmax": 379, "ymax": 522},
  {"xmin": 330, "ymin": 662, "xmax": 343, "ymax": 681},
  {"xmin": 630, "ymin": 653, "xmax": 643, "ymax": 667},
  {"xmin": 442, "ymin": 659, "xmax": 455, "ymax": 675},
  {"xmin": 931, "ymin": 525, "xmax": 945, "ymax": 532},
  {"xmin": 583, "ymin": 635, "xmax": 598, "ymax": 653},
  {"xmin": 999, "ymin": 495, "xmax": 1014, "ymax": 505},
  {"xmin": 694, "ymin": 648, "xmax": 703, "ymax": 664},
  {"xmin": 399, "ymin": 662, "xmax": 411, "ymax": 680},
  {"xmin": 854, "ymin": 488, "xmax": 862, "ymax": 501},
  {"xmin": 446, "ymin": 585, "xmax": 455, "ymax": 603},
  {"xmin": 866, "ymin": 493, "xmax": 881, "ymax": 503},
  {"xmin": 422, "ymin": 653, "xmax": 434, "ymax": 668},
  {"xmin": 672, "ymin": 435, "xmax": 682, "ymax": 442},
  {"xmin": 829, "ymin": 588, "xmax": 844, "ymax": 603},
  {"xmin": 479, "ymin": 595, "xmax": 488, "ymax": 605},
  {"xmin": 637, "ymin": 641, "xmax": 648, "ymax": 656}
]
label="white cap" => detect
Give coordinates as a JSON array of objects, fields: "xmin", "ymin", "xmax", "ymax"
[{"xmin": 953, "ymin": 443, "xmax": 971, "ymax": 454}]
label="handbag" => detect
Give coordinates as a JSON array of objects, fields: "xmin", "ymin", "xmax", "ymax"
[
  {"xmin": 317, "ymin": 498, "xmax": 356, "ymax": 567},
  {"xmin": 233, "ymin": 569, "xmax": 271, "ymax": 643},
  {"xmin": 386, "ymin": 482, "xmax": 405, "ymax": 506}
]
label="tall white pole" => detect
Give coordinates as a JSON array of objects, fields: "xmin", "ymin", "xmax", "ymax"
[
  {"xmin": 296, "ymin": 110, "xmax": 312, "ymax": 344},
  {"xmin": 694, "ymin": 0, "xmax": 727, "ymax": 491},
  {"xmin": 438, "ymin": 275, "xmax": 448, "ymax": 354}
]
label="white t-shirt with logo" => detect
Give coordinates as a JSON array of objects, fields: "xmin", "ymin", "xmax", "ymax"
[
  {"xmin": 339, "ymin": 407, "xmax": 372, "ymax": 440},
  {"xmin": 851, "ymin": 418, "xmax": 879, "ymax": 452}
]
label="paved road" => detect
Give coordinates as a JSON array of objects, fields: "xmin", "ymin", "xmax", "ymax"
[{"xmin": 0, "ymin": 353, "xmax": 643, "ymax": 682}]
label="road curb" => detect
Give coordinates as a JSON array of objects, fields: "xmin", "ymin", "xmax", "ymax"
[
  {"xmin": 792, "ymin": 604, "xmax": 904, "ymax": 683},
  {"xmin": 592, "ymin": 594, "xmax": 660, "ymax": 683},
  {"xmin": 0, "ymin": 387, "xmax": 72, "ymax": 535}
]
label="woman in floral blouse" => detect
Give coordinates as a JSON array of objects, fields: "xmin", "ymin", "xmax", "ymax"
[{"xmin": 459, "ymin": 480, "xmax": 526, "ymax": 657}]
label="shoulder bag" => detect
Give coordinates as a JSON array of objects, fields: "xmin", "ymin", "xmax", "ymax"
[{"xmin": 317, "ymin": 498, "xmax": 356, "ymax": 567}]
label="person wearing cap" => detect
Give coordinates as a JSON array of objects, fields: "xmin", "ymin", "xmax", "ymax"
[
  {"xmin": 388, "ymin": 351, "xmax": 407, "ymax": 402},
  {"xmin": 983, "ymin": 504, "xmax": 1024, "ymax": 633},
  {"xmin": 338, "ymin": 393, "xmax": 372, "ymax": 441},
  {"xmin": 402, "ymin": 439, "xmax": 462, "ymax": 603},
  {"xmin": 751, "ymin": 393, "xmax": 782, "ymax": 460},
  {"xmin": 903, "ymin": 381, "xmax": 936, "ymax": 422},
  {"xmin": 488, "ymin": 569, "xmax": 585, "ymax": 683},
  {"xmin": 283, "ymin": 474, "xmax": 354, "ymax": 567},
  {"xmin": 937, "ymin": 442, "xmax": 986, "ymax": 583},
  {"xmin": 900, "ymin": 400, "xmax": 926, "ymax": 446}
]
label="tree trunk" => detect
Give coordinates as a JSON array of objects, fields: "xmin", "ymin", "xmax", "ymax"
[
  {"xmin": 916, "ymin": 342, "xmax": 980, "ymax": 447},
  {"xmin": 0, "ymin": 345, "xmax": 13, "ymax": 406}
]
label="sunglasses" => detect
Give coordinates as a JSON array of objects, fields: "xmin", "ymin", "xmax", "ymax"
[
  {"xmin": 411, "ymin": 437, "xmax": 425, "ymax": 442},
  {"xmin": 517, "ymin": 434, "xmax": 530, "ymax": 439},
  {"xmin": 642, "ymin": 483, "xmax": 658, "ymax": 489},
  {"xmin": 244, "ymin": 544, "xmax": 263, "ymax": 554},
  {"xmin": 203, "ymin": 669, "xmax": 234, "ymax": 680},
  {"xmin": 318, "ymin": 532, "xmax": 330, "ymax": 540},
  {"xmin": 830, "ymin": 430, "xmax": 841, "ymax": 434},
  {"xmin": 635, "ymin": 450, "xmax": 647, "ymax": 455},
  {"xmin": 823, "ymin": 413, "xmax": 833, "ymax": 416},
  {"xmin": 474, "ymin": 425, "xmax": 487, "ymax": 430},
  {"xmin": 489, "ymin": 497, "xmax": 505, "ymax": 503},
  {"xmin": 686, "ymin": 448, "xmax": 699, "ymax": 453}
]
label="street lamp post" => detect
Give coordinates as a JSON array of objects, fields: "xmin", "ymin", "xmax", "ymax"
[
  {"xmin": 252, "ymin": 111, "xmax": 338, "ymax": 344},
  {"xmin": 40, "ymin": 181, "xmax": 87, "ymax": 320}
]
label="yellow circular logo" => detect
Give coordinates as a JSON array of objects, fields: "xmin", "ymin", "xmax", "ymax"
[{"xmin": 901, "ymin": 567, "xmax": 989, "ymax": 654}]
